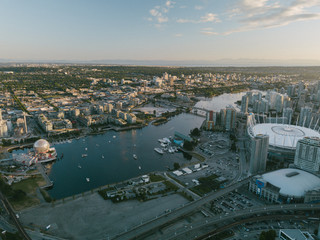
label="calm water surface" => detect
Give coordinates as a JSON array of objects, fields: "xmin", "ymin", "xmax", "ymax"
[
  {"xmin": 47, "ymin": 113, "xmax": 204, "ymax": 199},
  {"xmin": 11, "ymin": 92, "xmax": 250, "ymax": 199}
]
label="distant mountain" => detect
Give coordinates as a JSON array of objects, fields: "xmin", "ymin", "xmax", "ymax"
[{"xmin": 0, "ymin": 58, "xmax": 319, "ymax": 67}]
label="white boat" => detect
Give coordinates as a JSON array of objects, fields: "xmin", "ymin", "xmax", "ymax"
[
  {"xmin": 113, "ymin": 135, "xmax": 116, "ymax": 139},
  {"xmin": 86, "ymin": 178, "xmax": 90, "ymax": 182},
  {"xmin": 67, "ymin": 140, "xmax": 72, "ymax": 143},
  {"xmin": 102, "ymin": 155, "xmax": 105, "ymax": 159},
  {"xmin": 85, "ymin": 148, "xmax": 88, "ymax": 151},
  {"xmin": 133, "ymin": 154, "xmax": 137, "ymax": 160},
  {"xmin": 168, "ymin": 147, "xmax": 174, "ymax": 153},
  {"xmin": 82, "ymin": 154, "xmax": 88, "ymax": 157},
  {"xmin": 78, "ymin": 165, "xmax": 82, "ymax": 169},
  {"xmin": 138, "ymin": 166, "xmax": 141, "ymax": 170},
  {"xmin": 160, "ymin": 143, "xmax": 167, "ymax": 147},
  {"xmin": 154, "ymin": 148, "xmax": 164, "ymax": 155}
]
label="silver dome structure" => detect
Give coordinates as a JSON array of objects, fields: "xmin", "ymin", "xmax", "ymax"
[{"xmin": 33, "ymin": 139, "xmax": 50, "ymax": 154}]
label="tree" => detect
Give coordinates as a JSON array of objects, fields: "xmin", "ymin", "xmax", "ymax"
[
  {"xmin": 259, "ymin": 230, "xmax": 276, "ymax": 240},
  {"xmin": 183, "ymin": 141, "xmax": 194, "ymax": 151},
  {"xmin": 230, "ymin": 142, "xmax": 237, "ymax": 151},
  {"xmin": 190, "ymin": 128, "xmax": 200, "ymax": 137},
  {"xmin": 173, "ymin": 162, "xmax": 180, "ymax": 170}
]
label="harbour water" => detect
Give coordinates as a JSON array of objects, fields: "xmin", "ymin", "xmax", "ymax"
[
  {"xmin": 11, "ymin": 92, "xmax": 248, "ymax": 199},
  {"xmin": 194, "ymin": 92, "xmax": 247, "ymax": 111},
  {"xmin": 47, "ymin": 113, "xmax": 204, "ymax": 199}
]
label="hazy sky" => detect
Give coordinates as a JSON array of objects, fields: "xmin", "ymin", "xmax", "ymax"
[{"xmin": 1, "ymin": 0, "xmax": 320, "ymax": 64}]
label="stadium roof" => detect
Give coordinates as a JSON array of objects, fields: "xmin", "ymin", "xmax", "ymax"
[
  {"xmin": 251, "ymin": 123, "xmax": 320, "ymax": 149},
  {"xmin": 261, "ymin": 168, "xmax": 320, "ymax": 197}
]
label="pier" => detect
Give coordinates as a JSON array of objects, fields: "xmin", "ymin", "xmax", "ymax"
[{"xmin": 35, "ymin": 163, "xmax": 53, "ymax": 189}]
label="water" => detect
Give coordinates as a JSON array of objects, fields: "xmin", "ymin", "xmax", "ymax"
[
  {"xmin": 10, "ymin": 91, "xmax": 253, "ymax": 199},
  {"xmin": 194, "ymin": 92, "xmax": 247, "ymax": 111},
  {"xmin": 195, "ymin": 90, "xmax": 267, "ymax": 111},
  {"xmin": 45, "ymin": 113, "xmax": 204, "ymax": 199}
]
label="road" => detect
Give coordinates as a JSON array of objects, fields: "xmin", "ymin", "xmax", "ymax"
[
  {"xmin": 197, "ymin": 214, "xmax": 319, "ymax": 240},
  {"xmin": 163, "ymin": 203, "xmax": 320, "ymax": 240},
  {"xmin": 230, "ymin": 139, "xmax": 247, "ymax": 185},
  {"xmin": 112, "ymin": 178, "xmax": 250, "ymax": 240},
  {"xmin": 0, "ymin": 191, "xmax": 32, "ymax": 240},
  {"xmin": 163, "ymin": 173, "xmax": 201, "ymax": 200}
]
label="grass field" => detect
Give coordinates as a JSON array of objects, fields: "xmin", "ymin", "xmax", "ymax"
[{"xmin": 10, "ymin": 175, "xmax": 46, "ymax": 210}]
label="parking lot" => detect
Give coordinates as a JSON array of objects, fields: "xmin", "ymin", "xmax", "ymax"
[
  {"xmin": 202, "ymin": 190, "xmax": 264, "ymax": 217},
  {"xmin": 170, "ymin": 131, "xmax": 239, "ymax": 189}
]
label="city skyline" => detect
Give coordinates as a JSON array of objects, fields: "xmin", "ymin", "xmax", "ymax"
[{"xmin": 1, "ymin": 0, "xmax": 320, "ymax": 65}]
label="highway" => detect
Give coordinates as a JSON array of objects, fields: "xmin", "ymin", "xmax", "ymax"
[
  {"xmin": 0, "ymin": 191, "xmax": 32, "ymax": 240},
  {"xmin": 112, "ymin": 178, "xmax": 250, "ymax": 240},
  {"xmin": 197, "ymin": 214, "xmax": 319, "ymax": 240},
  {"xmin": 162, "ymin": 203, "xmax": 320, "ymax": 240}
]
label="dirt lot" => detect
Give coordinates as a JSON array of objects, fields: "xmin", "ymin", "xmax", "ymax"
[{"xmin": 20, "ymin": 192, "xmax": 189, "ymax": 240}]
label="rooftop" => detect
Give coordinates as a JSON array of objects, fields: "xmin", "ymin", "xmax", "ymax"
[
  {"xmin": 251, "ymin": 123, "xmax": 320, "ymax": 149},
  {"xmin": 261, "ymin": 168, "xmax": 320, "ymax": 197}
]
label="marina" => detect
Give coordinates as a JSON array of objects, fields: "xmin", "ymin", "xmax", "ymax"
[
  {"xmin": 45, "ymin": 113, "xmax": 204, "ymax": 199},
  {"xmin": 10, "ymin": 91, "xmax": 246, "ymax": 199}
]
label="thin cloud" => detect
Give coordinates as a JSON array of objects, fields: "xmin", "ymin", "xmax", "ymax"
[
  {"xmin": 174, "ymin": 33, "xmax": 183, "ymax": 37},
  {"xmin": 201, "ymin": 31, "xmax": 219, "ymax": 36},
  {"xmin": 149, "ymin": 0, "xmax": 175, "ymax": 25},
  {"xmin": 221, "ymin": 0, "xmax": 320, "ymax": 35},
  {"xmin": 177, "ymin": 13, "xmax": 220, "ymax": 24},
  {"xmin": 195, "ymin": 5, "xmax": 203, "ymax": 10},
  {"xmin": 201, "ymin": 13, "xmax": 220, "ymax": 23}
]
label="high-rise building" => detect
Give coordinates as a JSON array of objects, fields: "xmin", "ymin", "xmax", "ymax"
[
  {"xmin": 241, "ymin": 95, "xmax": 249, "ymax": 113},
  {"xmin": 163, "ymin": 72, "xmax": 169, "ymax": 80},
  {"xmin": 225, "ymin": 107, "xmax": 236, "ymax": 131},
  {"xmin": 294, "ymin": 137, "xmax": 320, "ymax": 173},
  {"xmin": 205, "ymin": 111, "xmax": 217, "ymax": 130},
  {"xmin": 299, "ymin": 106, "xmax": 312, "ymax": 127},
  {"xmin": 287, "ymin": 85, "xmax": 295, "ymax": 97},
  {"xmin": 0, "ymin": 109, "xmax": 8, "ymax": 137},
  {"xmin": 253, "ymin": 100, "xmax": 261, "ymax": 113},
  {"xmin": 260, "ymin": 99, "xmax": 269, "ymax": 113},
  {"xmin": 246, "ymin": 92, "xmax": 253, "ymax": 105},
  {"xmin": 298, "ymin": 81, "xmax": 305, "ymax": 97},
  {"xmin": 283, "ymin": 108, "xmax": 293, "ymax": 125},
  {"xmin": 249, "ymin": 134, "xmax": 269, "ymax": 174},
  {"xmin": 220, "ymin": 109, "xmax": 226, "ymax": 127},
  {"xmin": 275, "ymin": 94, "xmax": 284, "ymax": 112}
]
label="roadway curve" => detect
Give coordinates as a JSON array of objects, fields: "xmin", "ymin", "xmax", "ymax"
[
  {"xmin": 197, "ymin": 214, "xmax": 320, "ymax": 240},
  {"xmin": 112, "ymin": 178, "xmax": 250, "ymax": 240},
  {"xmin": 164, "ymin": 203, "xmax": 320, "ymax": 240}
]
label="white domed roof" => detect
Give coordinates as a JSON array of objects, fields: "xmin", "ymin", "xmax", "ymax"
[
  {"xmin": 251, "ymin": 123, "xmax": 320, "ymax": 149},
  {"xmin": 34, "ymin": 139, "xmax": 50, "ymax": 153},
  {"xmin": 261, "ymin": 168, "xmax": 320, "ymax": 197}
]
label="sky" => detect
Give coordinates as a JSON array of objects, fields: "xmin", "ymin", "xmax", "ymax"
[{"xmin": 0, "ymin": 0, "xmax": 320, "ymax": 65}]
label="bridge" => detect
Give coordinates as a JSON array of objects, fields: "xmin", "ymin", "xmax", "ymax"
[{"xmin": 192, "ymin": 107, "xmax": 211, "ymax": 113}]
